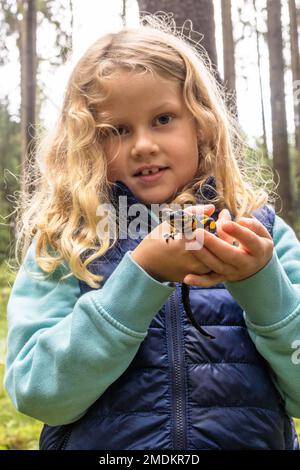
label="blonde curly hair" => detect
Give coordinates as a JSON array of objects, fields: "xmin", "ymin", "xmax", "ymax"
[{"xmin": 14, "ymin": 14, "xmax": 273, "ymax": 288}]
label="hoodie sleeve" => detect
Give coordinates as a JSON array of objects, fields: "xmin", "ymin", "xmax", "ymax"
[
  {"xmin": 225, "ymin": 215, "xmax": 300, "ymax": 417},
  {"xmin": 4, "ymin": 239, "xmax": 174, "ymax": 426}
]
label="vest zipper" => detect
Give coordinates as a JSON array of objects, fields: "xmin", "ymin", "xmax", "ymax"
[
  {"xmin": 57, "ymin": 427, "xmax": 73, "ymax": 450},
  {"xmin": 166, "ymin": 288, "xmax": 187, "ymax": 450}
]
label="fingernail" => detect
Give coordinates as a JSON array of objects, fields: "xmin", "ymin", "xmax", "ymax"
[{"xmin": 204, "ymin": 204, "xmax": 215, "ymax": 211}]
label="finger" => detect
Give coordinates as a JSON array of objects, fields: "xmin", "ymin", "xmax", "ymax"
[
  {"xmin": 237, "ymin": 217, "xmax": 272, "ymax": 239},
  {"xmin": 196, "ymin": 228, "xmax": 241, "ymax": 266},
  {"xmin": 189, "ymin": 242, "xmax": 231, "ymax": 274},
  {"xmin": 216, "ymin": 209, "xmax": 235, "ymax": 244},
  {"xmin": 220, "ymin": 221, "xmax": 263, "ymax": 255},
  {"xmin": 216, "ymin": 227, "xmax": 237, "ymax": 246},
  {"xmin": 183, "ymin": 272, "xmax": 226, "ymax": 288},
  {"xmin": 218, "ymin": 208, "xmax": 232, "ymax": 222},
  {"xmin": 185, "ymin": 204, "xmax": 215, "ymax": 217}
]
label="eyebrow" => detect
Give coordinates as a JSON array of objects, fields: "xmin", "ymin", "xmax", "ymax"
[
  {"xmin": 150, "ymin": 101, "xmax": 179, "ymax": 111},
  {"xmin": 99, "ymin": 101, "xmax": 179, "ymax": 122}
]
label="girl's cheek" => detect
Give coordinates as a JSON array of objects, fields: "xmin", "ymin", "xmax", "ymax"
[{"xmin": 106, "ymin": 166, "xmax": 117, "ymax": 182}]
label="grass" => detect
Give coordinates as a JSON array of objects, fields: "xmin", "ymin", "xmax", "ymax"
[{"xmin": 0, "ymin": 261, "xmax": 299, "ymax": 449}]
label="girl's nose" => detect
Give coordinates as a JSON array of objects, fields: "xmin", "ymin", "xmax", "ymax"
[{"xmin": 131, "ymin": 130, "xmax": 160, "ymax": 157}]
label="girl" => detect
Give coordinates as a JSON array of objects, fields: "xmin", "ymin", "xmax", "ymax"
[{"xmin": 4, "ymin": 17, "xmax": 300, "ymax": 450}]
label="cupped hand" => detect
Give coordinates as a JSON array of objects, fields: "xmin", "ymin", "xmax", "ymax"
[
  {"xmin": 183, "ymin": 212, "xmax": 274, "ymax": 287},
  {"xmin": 131, "ymin": 204, "xmax": 216, "ymax": 283}
]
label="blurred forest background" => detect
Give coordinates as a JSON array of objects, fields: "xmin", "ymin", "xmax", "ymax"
[{"xmin": 0, "ymin": 0, "xmax": 300, "ymax": 450}]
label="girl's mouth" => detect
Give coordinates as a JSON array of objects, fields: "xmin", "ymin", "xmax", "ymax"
[{"xmin": 134, "ymin": 167, "xmax": 169, "ymax": 183}]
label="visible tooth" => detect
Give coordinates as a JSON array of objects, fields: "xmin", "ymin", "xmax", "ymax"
[{"xmin": 141, "ymin": 168, "xmax": 159, "ymax": 175}]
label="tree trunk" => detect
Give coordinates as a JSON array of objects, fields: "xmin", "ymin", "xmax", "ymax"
[
  {"xmin": 267, "ymin": 0, "xmax": 293, "ymax": 225},
  {"xmin": 137, "ymin": 0, "xmax": 218, "ymax": 70},
  {"xmin": 221, "ymin": 0, "xmax": 237, "ymax": 117},
  {"xmin": 253, "ymin": 0, "xmax": 268, "ymax": 159},
  {"xmin": 18, "ymin": 0, "xmax": 37, "ymax": 197},
  {"xmin": 288, "ymin": 0, "xmax": 300, "ymax": 217},
  {"xmin": 121, "ymin": 0, "xmax": 127, "ymax": 27}
]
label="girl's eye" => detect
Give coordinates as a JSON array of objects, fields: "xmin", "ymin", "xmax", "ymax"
[
  {"xmin": 155, "ymin": 113, "xmax": 174, "ymax": 126},
  {"xmin": 110, "ymin": 113, "xmax": 173, "ymax": 137},
  {"xmin": 111, "ymin": 126, "xmax": 128, "ymax": 136}
]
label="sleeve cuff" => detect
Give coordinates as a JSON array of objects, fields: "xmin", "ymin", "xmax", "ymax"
[
  {"xmin": 89, "ymin": 251, "xmax": 175, "ymax": 333},
  {"xmin": 224, "ymin": 250, "xmax": 300, "ymax": 326}
]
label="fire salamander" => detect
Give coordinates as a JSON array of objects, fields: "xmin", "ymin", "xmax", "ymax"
[{"xmin": 162, "ymin": 209, "xmax": 217, "ymax": 340}]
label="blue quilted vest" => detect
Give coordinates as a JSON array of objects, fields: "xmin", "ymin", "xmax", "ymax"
[{"xmin": 40, "ymin": 179, "xmax": 299, "ymax": 450}]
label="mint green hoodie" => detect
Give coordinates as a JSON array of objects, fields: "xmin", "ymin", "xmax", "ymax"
[{"xmin": 4, "ymin": 215, "xmax": 300, "ymax": 425}]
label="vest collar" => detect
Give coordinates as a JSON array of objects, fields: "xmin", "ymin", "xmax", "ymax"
[{"xmin": 110, "ymin": 177, "xmax": 218, "ymax": 207}]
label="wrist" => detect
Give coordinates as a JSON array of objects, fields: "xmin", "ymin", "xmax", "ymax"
[{"xmin": 131, "ymin": 247, "xmax": 165, "ymax": 283}]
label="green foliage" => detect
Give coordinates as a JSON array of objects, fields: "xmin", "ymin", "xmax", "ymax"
[
  {"xmin": 0, "ymin": 98, "xmax": 21, "ymax": 263},
  {"xmin": 289, "ymin": 145, "xmax": 300, "ymax": 238},
  {"xmin": 0, "ymin": 0, "xmax": 73, "ymax": 67},
  {"xmin": 0, "ymin": 365, "xmax": 42, "ymax": 450},
  {"xmin": 295, "ymin": 419, "xmax": 300, "ymax": 444},
  {"xmin": 244, "ymin": 137, "xmax": 300, "ymax": 234},
  {"xmin": 0, "ymin": 0, "xmax": 19, "ymax": 66},
  {"xmin": 0, "ymin": 263, "xmax": 42, "ymax": 450},
  {"xmin": 38, "ymin": 0, "xmax": 73, "ymax": 66}
]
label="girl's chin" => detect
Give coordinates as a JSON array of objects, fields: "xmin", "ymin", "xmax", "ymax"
[
  {"xmin": 134, "ymin": 191, "xmax": 175, "ymax": 205},
  {"xmin": 121, "ymin": 177, "xmax": 179, "ymax": 204}
]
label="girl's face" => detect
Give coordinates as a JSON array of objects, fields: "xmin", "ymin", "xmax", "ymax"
[{"xmin": 101, "ymin": 70, "xmax": 200, "ymax": 204}]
